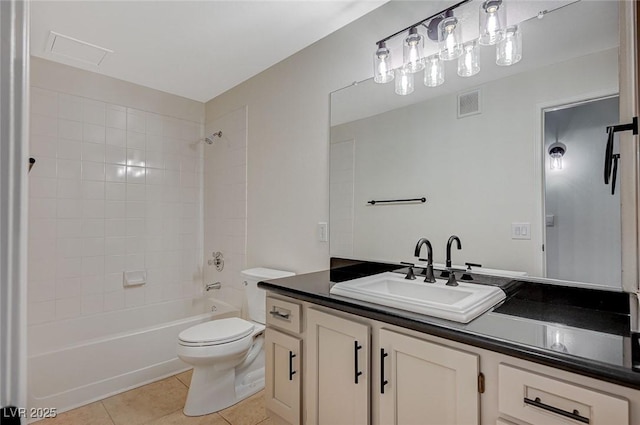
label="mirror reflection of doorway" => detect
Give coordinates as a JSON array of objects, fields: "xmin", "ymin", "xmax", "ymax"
[{"xmin": 543, "ymin": 96, "xmax": 620, "ymax": 288}]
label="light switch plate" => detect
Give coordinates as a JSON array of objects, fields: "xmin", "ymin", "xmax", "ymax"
[
  {"xmin": 318, "ymin": 222, "xmax": 328, "ymax": 242},
  {"xmin": 511, "ymin": 223, "xmax": 531, "ymax": 240}
]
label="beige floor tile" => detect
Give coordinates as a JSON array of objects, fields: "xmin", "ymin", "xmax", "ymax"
[
  {"xmin": 176, "ymin": 369, "xmax": 193, "ymax": 388},
  {"xmin": 218, "ymin": 391, "xmax": 267, "ymax": 425},
  {"xmin": 148, "ymin": 410, "xmax": 229, "ymax": 425},
  {"xmin": 101, "ymin": 377, "xmax": 188, "ymax": 425},
  {"xmin": 36, "ymin": 402, "xmax": 114, "ymax": 425}
]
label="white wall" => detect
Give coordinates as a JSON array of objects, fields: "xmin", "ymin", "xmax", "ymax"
[
  {"xmin": 203, "ymin": 106, "xmax": 248, "ymax": 310},
  {"xmin": 28, "ymin": 58, "xmax": 205, "ymax": 327},
  {"xmin": 204, "ymin": 1, "xmax": 453, "ymax": 274},
  {"xmin": 544, "ymin": 97, "xmax": 621, "ymax": 287},
  {"xmin": 330, "ymin": 49, "xmax": 618, "ymax": 275}
]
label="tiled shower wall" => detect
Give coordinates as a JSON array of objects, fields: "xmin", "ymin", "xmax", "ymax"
[{"xmin": 28, "ymin": 84, "xmax": 204, "ymax": 326}]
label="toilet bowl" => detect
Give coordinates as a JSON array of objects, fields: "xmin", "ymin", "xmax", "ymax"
[{"xmin": 177, "ymin": 268, "xmax": 294, "ymax": 416}]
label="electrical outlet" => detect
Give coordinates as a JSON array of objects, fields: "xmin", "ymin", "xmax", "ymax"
[
  {"xmin": 511, "ymin": 223, "xmax": 531, "ymax": 240},
  {"xmin": 318, "ymin": 222, "xmax": 328, "ymax": 242}
]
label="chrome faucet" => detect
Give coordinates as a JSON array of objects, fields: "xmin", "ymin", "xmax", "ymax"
[
  {"xmin": 445, "ymin": 235, "xmax": 462, "ymax": 286},
  {"xmin": 414, "ymin": 238, "xmax": 436, "ymax": 283},
  {"xmin": 205, "ymin": 282, "xmax": 222, "ymax": 291}
]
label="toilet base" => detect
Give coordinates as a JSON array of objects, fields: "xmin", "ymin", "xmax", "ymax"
[{"xmin": 183, "ymin": 362, "xmax": 265, "ymax": 416}]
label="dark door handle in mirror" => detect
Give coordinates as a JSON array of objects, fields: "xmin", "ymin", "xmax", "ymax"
[
  {"xmin": 524, "ymin": 397, "xmax": 589, "ymax": 424},
  {"xmin": 354, "ymin": 341, "xmax": 363, "ymax": 384},
  {"xmin": 288, "ymin": 351, "xmax": 296, "ymax": 381},
  {"xmin": 380, "ymin": 348, "xmax": 389, "ymax": 394}
]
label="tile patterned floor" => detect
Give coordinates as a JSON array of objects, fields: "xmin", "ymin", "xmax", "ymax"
[{"xmin": 38, "ymin": 370, "xmax": 271, "ymax": 425}]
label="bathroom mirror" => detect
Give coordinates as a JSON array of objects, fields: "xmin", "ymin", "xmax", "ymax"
[{"xmin": 329, "ymin": 0, "xmax": 622, "ymax": 289}]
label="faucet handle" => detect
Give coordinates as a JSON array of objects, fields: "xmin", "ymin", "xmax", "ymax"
[
  {"xmin": 400, "ymin": 262, "xmax": 416, "ymax": 280},
  {"xmin": 465, "ymin": 262, "xmax": 482, "ymax": 271},
  {"xmin": 445, "ymin": 270, "xmax": 459, "ymax": 287}
]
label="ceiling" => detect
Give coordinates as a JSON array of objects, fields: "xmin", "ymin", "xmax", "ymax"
[{"xmin": 30, "ymin": 1, "xmax": 386, "ymax": 102}]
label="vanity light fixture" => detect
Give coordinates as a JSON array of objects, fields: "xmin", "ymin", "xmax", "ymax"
[
  {"xmin": 548, "ymin": 142, "xmax": 566, "ymax": 170},
  {"xmin": 372, "ymin": 0, "xmax": 524, "ymax": 95}
]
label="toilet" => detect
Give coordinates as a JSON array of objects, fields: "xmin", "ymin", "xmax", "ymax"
[{"xmin": 177, "ymin": 267, "xmax": 294, "ymax": 416}]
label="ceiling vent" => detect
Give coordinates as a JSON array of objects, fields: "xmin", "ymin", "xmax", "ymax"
[
  {"xmin": 46, "ymin": 31, "xmax": 113, "ymax": 67},
  {"xmin": 457, "ymin": 88, "xmax": 482, "ymax": 118}
]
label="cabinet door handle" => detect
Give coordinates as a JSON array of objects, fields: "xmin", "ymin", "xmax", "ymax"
[
  {"xmin": 380, "ymin": 348, "xmax": 389, "ymax": 394},
  {"xmin": 289, "ymin": 351, "xmax": 297, "ymax": 381},
  {"xmin": 269, "ymin": 310, "xmax": 290, "ymax": 320},
  {"xmin": 354, "ymin": 341, "xmax": 363, "ymax": 384},
  {"xmin": 524, "ymin": 397, "xmax": 589, "ymax": 424}
]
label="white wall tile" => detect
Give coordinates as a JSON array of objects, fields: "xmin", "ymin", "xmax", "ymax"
[
  {"xmin": 146, "ymin": 112, "xmax": 163, "ymax": 136},
  {"xmin": 127, "ymin": 110, "xmax": 146, "ymax": 133},
  {"xmin": 56, "ymin": 277, "xmax": 82, "ymax": 299},
  {"xmin": 105, "ymin": 219, "xmax": 127, "ymax": 237},
  {"xmin": 105, "ymin": 254, "xmax": 125, "ymax": 272},
  {"xmin": 105, "ymin": 201, "xmax": 126, "ymax": 219},
  {"xmin": 106, "ymin": 127, "xmax": 126, "ymax": 147},
  {"xmin": 82, "ymin": 142, "xmax": 105, "ymax": 163},
  {"xmin": 28, "ymin": 279, "xmax": 56, "ymax": 304},
  {"xmin": 126, "ymin": 149, "xmax": 145, "ymax": 167},
  {"xmin": 82, "ymin": 99, "xmax": 106, "ymax": 126},
  {"xmin": 83, "ymin": 200, "xmax": 105, "ymax": 219},
  {"xmin": 32, "ymin": 114, "xmax": 58, "ymax": 137},
  {"xmin": 30, "ymin": 156, "xmax": 57, "ymax": 178},
  {"xmin": 32, "ymin": 87, "xmax": 58, "ymax": 117},
  {"xmin": 104, "ymin": 273, "xmax": 123, "ymax": 292},
  {"xmin": 29, "ymin": 218, "xmax": 57, "ymax": 240},
  {"xmin": 106, "ymin": 105, "xmax": 127, "ymax": 129},
  {"xmin": 105, "ymin": 164, "xmax": 127, "ymax": 183},
  {"xmin": 58, "ymin": 119, "xmax": 83, "ymax": 140},
  {"xmin": 57, "ymin": 199, "xmax": 82, "ymax": 218},
  {"xmin": 30, "ymin": 135, "xmax": 58, "ymax": 158},
  {"xmin": 57, "ymin": 219, "xmax": 83, "ymax": 238},
  {"xmin": 105, "ymin": 183, "xmax": 126, "ymax": 201},
  {"xmin": 82, "ymin": 275, "xmax": 104, "ymax": 295},
  {"xmin": 105, "ymin": 145, "xmax": 126, "ymax": 165},
  {"xmin": 126, "ymin": 166, "xmax": 146, "ymax": 184},
  {"xmin": 83, "ymin": 123, "xmax": 106, "ymax": 143},
  {"xmin": 57, "ymin": 159, "xmax": 81, "ymax": 180},
  {"xmin": 124, "ymin": 286, "xmax": 145, "ymax": 308},
  {"xmin": 58, "ymin": 94, "xmax": 83, "ymax": 121},
  {"xmin": 103, "ymin": 290, "xmax": 124, "ymax": 312},
  {"xmin": 58, "ymin": 139, "xmax": 82, "ymax": 160},
  {"xmin": 82, "ymin": 256, "xmax": 104, "ymax": 277},
  {"xmin": 81, "ymin": 161, "xmax": 105, "ymax": 181},
  {"xmin": 127, "ymin": 132, "xmax": 146, "ymax": 150},
  {"xmin": 30, "ymin": 177, "xmax": 57, "ymax": 198},
  {"xmin": 55, "ymin": 297, "xmax": 81, "ymax": 320},
  {"xmin": 82, "ymin": 181, "xmax": 105, "ymax": 200},
  {"xmin": 81, "ymin": 293, "xmax": 104, "ymax": 315}
]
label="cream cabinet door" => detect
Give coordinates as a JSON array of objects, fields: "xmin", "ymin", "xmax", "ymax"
[
  {"xmin": 306, "ymin": 308, "xmax": 370, "ymax": 425},
  {"xmin": 378, "ymin": 329, "xmax": 480, "ymax": 425},
  {"xmin": 265, "ymin": 328, "xmax": 301, "ymax": 425}
]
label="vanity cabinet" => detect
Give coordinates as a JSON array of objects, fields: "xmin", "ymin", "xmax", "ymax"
[
  {"xmin": 265, "ymin": 297, "xmax": 303, "ymax": 425},
  {"xmin": 378, "ymin": 329, "xmax": 480, "ymax": 425},
  {"xmin": 306, "ymin": 308, "xmax": 370, "ymax": 425}
]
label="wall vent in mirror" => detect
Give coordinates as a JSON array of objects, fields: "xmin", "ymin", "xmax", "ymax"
[{"xmin": 458, "ymin": 89, "xmax": 481, "ymax": 118}]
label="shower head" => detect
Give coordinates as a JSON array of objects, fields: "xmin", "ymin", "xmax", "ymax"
[{"xmin": 204, "ymin": 131, "xmax": 223, "ymax": 145}]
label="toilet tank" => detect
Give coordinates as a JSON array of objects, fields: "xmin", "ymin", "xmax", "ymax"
[{"xmin": 242, "ymin": 268, "xmax": 295, "ymax": 324}]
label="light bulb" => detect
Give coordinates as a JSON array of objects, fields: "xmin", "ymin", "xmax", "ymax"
[{"xmin": 373, "ymin": 41, "xmax": 394, "ymax": 84}]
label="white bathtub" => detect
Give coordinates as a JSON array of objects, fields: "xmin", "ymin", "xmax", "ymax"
[{"xmin": 27, "ymin": 298, "xmax": 239, "ymax": 416}]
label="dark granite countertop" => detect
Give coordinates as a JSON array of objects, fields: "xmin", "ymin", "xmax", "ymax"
[{"xmin": 258, "ymin": 259, "xmax": 640, "ymax": 390}]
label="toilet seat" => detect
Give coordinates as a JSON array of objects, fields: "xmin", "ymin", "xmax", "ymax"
[{"xmin": 178, "ymin": 318, "xmax": 254, "ymax": 347}]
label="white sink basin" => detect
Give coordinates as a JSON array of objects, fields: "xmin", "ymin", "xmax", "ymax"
[{"xmin": 329, "ymin": 272, "xmax": 506, "ymax": 323}]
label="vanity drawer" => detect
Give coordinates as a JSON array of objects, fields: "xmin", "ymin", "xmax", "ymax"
[
  {"xmin": 498, "ymin": 364, "xmax": 629, "ymax": 425},
  {"xmin": 266, "ymin": 296, "xmax": 302, "ymax": 334}
]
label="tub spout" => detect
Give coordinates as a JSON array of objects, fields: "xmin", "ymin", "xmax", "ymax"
[{"xmin": 205, "ymin": 282, "xmax": 222, "ymax": 291}]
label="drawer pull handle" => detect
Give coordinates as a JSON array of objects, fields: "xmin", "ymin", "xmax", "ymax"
[
  {"xmin": 289, "ymin": 351, "xmax": 296, "ymax": 381},
  {"xmin": 524, "ymin": 397, "xmax": 589, "ymax": 424},
  {"xmin": 269, "ymin": 310, "xmax": 290, "ymax": 320},
  {"xmin": 354, "ymin": 341, "xmax": 363, "ymax": 384},
  {"xmin": 380, "ymin": 348, "xmax": 389, "ymax": 394}
]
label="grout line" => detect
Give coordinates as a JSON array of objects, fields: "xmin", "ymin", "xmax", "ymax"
[{"xmin": 100, "ymin": 401, "xmax": 118, "ymax": 425}]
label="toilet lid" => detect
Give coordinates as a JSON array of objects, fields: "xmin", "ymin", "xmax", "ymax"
[{"xmin": 178, "ymin": 318, "xmax": 254, "ymax": 345}]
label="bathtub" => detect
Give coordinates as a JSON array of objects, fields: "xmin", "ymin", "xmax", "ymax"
[{"xmin": 27, "ymin": 298, "xmax": 239, "ymax": 416}]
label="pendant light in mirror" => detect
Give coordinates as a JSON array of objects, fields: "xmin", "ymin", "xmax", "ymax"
[
  {"xmin": 458, "ymin": 40, "xmax": 480, "ymax": 77},
  {"xmin": 549, "ymin": 142, "xmax": 566, "ymax": 170},
  {"xmin": 424, "ymin": 54, "xmax": 444, "ymax": 87},
  {"xmin": 395, "ymin": 67, "xmax": 414, "ymax": 95},
  {"xmin": 403, "ymin": 27, "xmax": 425, "ymax": 73},
  {"xmin": 373, "ymin": 41, "xmax": 394, "ymax": 83},
  {"xmin": 496, "ymin": 25, "xmax": 522, "ymax": 66},
  {"xmin": 438, "ymin": 14, "xmax": 462, "ymax": 61},
  {"xmin": 479, "ymin": 0, "xmax": 506, "ymax": 46}
]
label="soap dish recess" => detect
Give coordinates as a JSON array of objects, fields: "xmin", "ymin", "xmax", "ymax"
[{"xmin": 123, "ymin": 270, "xmax": 146, "ymax": 287}]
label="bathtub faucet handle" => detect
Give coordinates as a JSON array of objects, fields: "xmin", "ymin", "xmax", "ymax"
[{"xmin": 205, "ymin": 282, "xmax": 222, "ymax": 291}]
